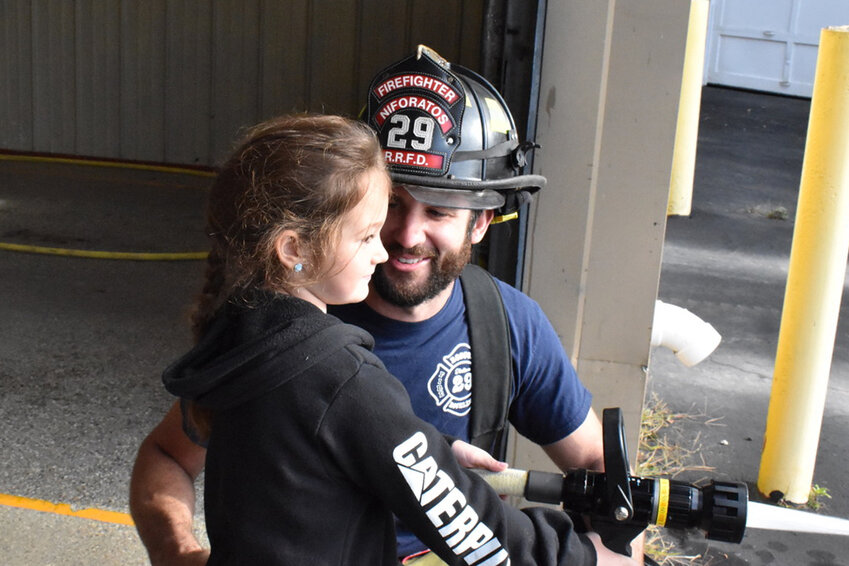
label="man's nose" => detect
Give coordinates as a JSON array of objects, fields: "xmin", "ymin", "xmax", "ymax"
[{"xmin": 385, "ymin": 209, "xmax": 427, "ymax": 249}]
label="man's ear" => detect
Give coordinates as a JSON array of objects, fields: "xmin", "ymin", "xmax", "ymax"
[
  {"xmin": 470, "ymin": 210, "xmax": 494, "ymax": 245},
  {"xmin": 274, "ymin": 230, "xmax": 304, "ymax": 270}
]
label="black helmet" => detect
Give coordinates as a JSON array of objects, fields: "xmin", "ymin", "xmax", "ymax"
[{"xmin": 365, "ymin": 45, "xmax": 545, "ymax": 221}]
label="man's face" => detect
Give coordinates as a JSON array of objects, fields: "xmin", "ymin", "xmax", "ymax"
[{"xmin": 371, "ymin": 186, "xmax": 490, "ymax": 307}]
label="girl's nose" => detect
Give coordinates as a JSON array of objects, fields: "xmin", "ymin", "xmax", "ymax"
[{"xmin": 375, "ymin": 239, "xmax": 389, "ymax": 264}]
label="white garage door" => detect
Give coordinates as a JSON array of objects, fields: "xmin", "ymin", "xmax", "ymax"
[{"xmin": 705, "ymin": 0, "xmax": 849, "ymax": 97}]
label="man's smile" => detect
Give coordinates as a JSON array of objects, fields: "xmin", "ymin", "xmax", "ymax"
[
  {"xmin": 388, "ymin": 255, "xmax": 430, "ymax": 272},
  {"xmin": 386, "ymin": 245, "xmax": 438, "ymax": 273}
]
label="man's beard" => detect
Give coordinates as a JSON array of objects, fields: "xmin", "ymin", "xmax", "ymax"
[{"xmin": 372, "ymin": 238, "xmax": 472, "ymax": 308}]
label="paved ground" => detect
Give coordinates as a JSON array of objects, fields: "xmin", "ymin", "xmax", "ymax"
[
  {"xmin": 649, "ymin": 87, "xmax": 849, "ymax": 565},
  {"xmin": 0, "ymin": 163, "xmax": 210, "ymax": 564},
  {"xmin": 1, "ymin": 86, "xmax": 847, "ymax": 564}
]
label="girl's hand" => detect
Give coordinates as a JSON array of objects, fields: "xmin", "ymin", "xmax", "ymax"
[{"xmin": 450, "ymin": 440, "xmax": 509, "ymax": 472}]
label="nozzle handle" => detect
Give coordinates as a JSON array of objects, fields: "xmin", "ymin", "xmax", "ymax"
[{"xmin": 602, "ymin": 408, "xmax": 634, "ymax": 521}]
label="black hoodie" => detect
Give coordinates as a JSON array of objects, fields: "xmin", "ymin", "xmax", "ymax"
[{"xmin": 163, "ymin": 291, "xmax": 596, "ymax": 566}]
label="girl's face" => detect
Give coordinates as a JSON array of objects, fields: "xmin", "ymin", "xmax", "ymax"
[{"xmin": 301, "ymin": 168, "xmax": 390, "ymax": 310}]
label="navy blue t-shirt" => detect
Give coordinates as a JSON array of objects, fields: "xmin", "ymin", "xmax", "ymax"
[{"xmin": 330, "ymin": 277, "xmax": 592, "ymax": 557}]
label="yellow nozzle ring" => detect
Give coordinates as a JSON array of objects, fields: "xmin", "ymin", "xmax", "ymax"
[{"xmin": 656, "ymin": 478, "xmax": 670, "ymax": 527}]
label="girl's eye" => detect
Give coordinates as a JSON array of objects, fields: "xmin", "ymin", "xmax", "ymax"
[{"xmin": 363, "ymin": 234, "xmax": 376, "ymax": 243}]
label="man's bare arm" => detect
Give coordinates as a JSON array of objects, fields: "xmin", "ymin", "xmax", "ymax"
[
  {"xmin": 542, "ymin": 408, "xmax": 646, "ymax": 564},
  {"xmin": 130, "ymin": 402, "xmax": 209, "ymax": 566},
  {"xmin": 542, "ymin": 408, "xmax": 605, "ymax": 472}
]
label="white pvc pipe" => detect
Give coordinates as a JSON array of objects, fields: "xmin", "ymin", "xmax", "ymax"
[{"xmin": 651, "ymin": 300, "xmax": 721, "ymax": 366}]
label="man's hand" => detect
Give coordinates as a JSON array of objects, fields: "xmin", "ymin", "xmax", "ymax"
[
  {"xmin": 450, "ymin": 440, "xmax": 509, "ymax": 472},
  {"xmin": 543, "ymin": 408, "xmax": 646, "ymax": 564},
  {"xmin": 585, "ymin": 532, "xmax": 642, "ymax": 566}
]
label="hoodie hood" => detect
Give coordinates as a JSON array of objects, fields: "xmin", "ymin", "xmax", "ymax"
[{"xmin": 163, "ymin": 291, "xmax": 374, "ymax": 410}]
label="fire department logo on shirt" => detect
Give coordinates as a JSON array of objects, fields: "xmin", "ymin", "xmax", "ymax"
[{"xmin": 427, "ymin": 343, "xmax": 472, "ymax": 416}]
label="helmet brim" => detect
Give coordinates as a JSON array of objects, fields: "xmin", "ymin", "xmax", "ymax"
[
  {"xmin": 391, "ymin": 172, "xmax": 546, "ymax": 210},
  {"xmin": 398, "ymin": 184, "xmax": 505, "ymax": 210},
  {"xmin": 391, "ymin": 171, "xmax": 546, "ymax": 191}
]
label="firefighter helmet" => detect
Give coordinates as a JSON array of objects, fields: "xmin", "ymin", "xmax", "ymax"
[{"xmin": 364, "ymin": 45, "xmax": 545, "ymax": 219}]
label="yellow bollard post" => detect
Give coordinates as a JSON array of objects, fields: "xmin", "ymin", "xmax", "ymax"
[
  {"xmin": 667, "ymin": 0, "xmax": 710, "ymax": 216},
  {"xmin": 758, "ymin": 26, "xmax": 849, "ymax": 504}
]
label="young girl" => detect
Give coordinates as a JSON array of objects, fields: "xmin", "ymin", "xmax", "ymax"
[{"xmin": 162, "ymin": 114, "xmax": 636, "ymax": 566}]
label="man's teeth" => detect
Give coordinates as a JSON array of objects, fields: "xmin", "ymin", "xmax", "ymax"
[{"xmin": 398, "ymin": 257, "xmax": 422, "ymax": 264}]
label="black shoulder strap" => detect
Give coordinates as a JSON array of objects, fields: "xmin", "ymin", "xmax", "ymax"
[{"xmin": 459, "ymin": 264, "xmax": 513, "ymax": 460}]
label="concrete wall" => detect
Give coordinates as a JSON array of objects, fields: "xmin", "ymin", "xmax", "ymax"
[{"xmin": 515, "ymin": 0, "xmax": 690, "ymax": 470}]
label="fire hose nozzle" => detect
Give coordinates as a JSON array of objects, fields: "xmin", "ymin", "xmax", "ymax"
[
  {"xmin": 700, "ymin": 480, "xmax": 748, "ymax": 543},
  {"xmin": 475, "ymin": 467, "xmax": 749, "ymax": 550},
  {"xmin": 476, "ymin": 408, "xmax": 748, "ymax": 555},
  {"xmin": 478, "ymin": 408, "xmax": 849, "ymax": 551}
]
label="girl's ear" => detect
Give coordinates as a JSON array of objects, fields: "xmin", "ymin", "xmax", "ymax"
[{"xmin": 274, "ymin": 230, "xmax": 304, "ymax": 270}]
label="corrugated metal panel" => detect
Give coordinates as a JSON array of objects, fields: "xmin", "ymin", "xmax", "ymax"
[
  {"xmin": 75, "ymin": 1, "xmax": 121, "ymax": 157},
  {"xmin": 119, "ymin": 1, "xmax": 167, "ymax": 162},
  {"xmin": 165, "ymin": 0, "xmax": 213, "ymax": 165},
  {"xmin": 0, "ymin": 0, "xmax": 34, "ymax": 148},
  {"xmin": 0, "ymin": 0, "xmax": 483, "ymax": 166},
  {"xmin": 258, "ymin": 1, "xmax": 309, "ymax": 120},
  {"xmin": 31, "ymin": 1, "xmax": 76, "ymax": 154},
  {"xmin": 209, "ymin": 1, "xmax": 262, "ymax": 163},
  {"xmin": 410, "ymin": 0, "xmax": 476, "ymax": 63},
  {"xmin": 357, "ymin": 0, "xmax": 411, "ymax": 99},
  {"xmin": 309, "ymin": 1, "xmax": 360, "ymax": 117}
]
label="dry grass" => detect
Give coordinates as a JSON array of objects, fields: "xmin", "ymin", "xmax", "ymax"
[
  {"xmin": 643, "ymin": 526, "xmax": 705, "ymax": 565},
  {"xmin": 637, "ymin": 394, "xmax": 715, "ymax": 565},
  {"xmin": 636, "ymin": 394, "xmax": 714, "ymax": 478}
]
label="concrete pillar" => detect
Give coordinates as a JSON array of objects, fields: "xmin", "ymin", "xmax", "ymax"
[
  {"xmin": 758, "ymin": 26, "xmax": 849, "ymax": 504},
  {"xmin": 668, "ymin": 0, "xmax": 711, "ymax": 217},
  {"xmin": 515, "ymin": 0, "xmax": 690, "ymax": 471}
]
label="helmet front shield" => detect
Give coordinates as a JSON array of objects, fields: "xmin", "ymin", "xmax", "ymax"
[{"xmin": 365, "ymin": 45, "xmax": 545, "ymax": 217}]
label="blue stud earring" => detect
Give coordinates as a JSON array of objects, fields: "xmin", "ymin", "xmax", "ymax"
[{"xmin": 294, "ymin": 263, "xmax": 303, "ymax": 273}]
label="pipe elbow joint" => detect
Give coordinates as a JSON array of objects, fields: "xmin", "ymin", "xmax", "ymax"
[{"xmin": 651, "ymin": 300, "xmax": 721, "ymax": 366}]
